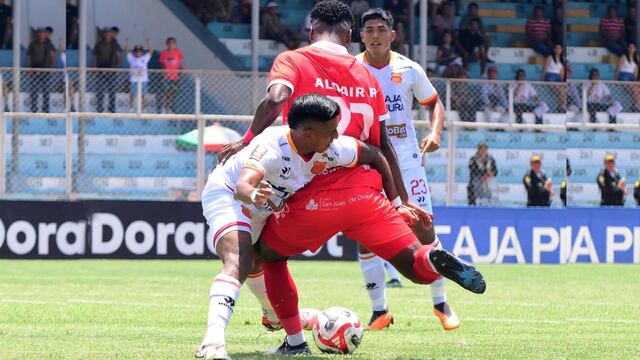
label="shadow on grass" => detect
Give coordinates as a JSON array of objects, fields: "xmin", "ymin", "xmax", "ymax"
[{"xmin": 231, "ymin": 352, "xmax": 328, "ymax": 359}]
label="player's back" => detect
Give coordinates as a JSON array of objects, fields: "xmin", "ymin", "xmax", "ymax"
[{"xmin": 269, "ymin": 42, "xmax": 389, "ymax": 148}]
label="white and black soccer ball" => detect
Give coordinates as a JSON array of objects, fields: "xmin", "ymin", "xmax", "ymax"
[{"xmin": 312, "ymin": 307, "xmax": 363, "ymax": 354}]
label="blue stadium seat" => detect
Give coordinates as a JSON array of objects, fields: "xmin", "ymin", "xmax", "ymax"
[{"xmin": 207, "ymin": 22, "xmax": 251, "ymax": 39}]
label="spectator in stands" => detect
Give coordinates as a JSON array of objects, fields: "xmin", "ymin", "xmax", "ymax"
[
  {"xmin": 587, "ymin": 68, "xmax": 618, "ymax": 124},
  {"xmin": 457, "ymin": 18, "xmax": 487, "ymax": 74},
  {"xmin": 351, "ymin": 0, "xmax": 370, "ymax": 40},
  {"xmin": 634, "ymin": 178, "xmax": 640, "ymax": 206},
  {"xmin": 124, "ymin": 38, "xmax": 153, "ymax": 112},
  {"xmin": 432, "ymin": 2, "xmax": 456, "ymax": 45},
  {"xmin": 526, "ymin": 6, "xmax": 553, "ymax": 57},
  {"xmin": 467, "ymin": 142, "xmax": 498, "ymax": 205},
  {"xmin": 384, "ymin": 0, "xmax": 408, "ymax": 26},
  {"xmin": 232, "ymin": 0, "xmax": 252, "ymax": 24},
  {"xmin": 615, "ymin": 43, "xmax": 640, "ymax": 112},
  {"xmin": 93, "ymin": 27, "xmax": 122, "ymax": 113},
  {"xmin": 0, "ymin": 0, "xmax": 11, "ymax": 49},
  {"xmin": 541, "ymin": 44, "xmax": 565, "ymax": 111},
  {"xmin": 436, "ymin": 31, "xmax": 462, "ymax": 76},
  {"xmin": 524, "ymin": 155, "xmax": 554, "ymax": 207},
  {"xmin": 599, "ymin": 5, "xmax": 627, "ymax": 56},
  {"xmin": 159, "ymin": 37, "xmax": 183, "ymax": 114},
  {"xmin": 551, "ymin": 6, "xmax": 563, "ymax": 47},
  {"xmin": 26, "ymin": 27, "xmax": 56, "ymax": 113},
  {"xmin": 625, "ymin": 5, "xmax": 636, "ymax": 45},
  {"xmin": 451, "ymin": 72, "xmax": 478, "ymax": 122},
  {"xmin": 66, "ymin": 2, "xmax": 78, "ymax": 49},
  {"xmin": 426, "ymin": 67, "xmax": 435, "ymax": 78},
  {"xmin": 459, "ymin": 2, "xmax": 484, "ymax": 33},
  {"xmin": 514, "ymin": 69, "xmax": 547, "ymax": 124},
  {"xmin": 598, "ymin": 154, "xmax": 627, "ymax": 206},
  {"xmin": 261, "ymin": 2, "xmax": 300, "ymax": 50},
  {"xmin": 481, "ymin": 66, "xmax": 508, "ymax": 119},
  {"xmin": 615, "ymin": 43, "xmax": 638, "ymax": 81},
  {"xmin": 211, "ymin": 0, "xmax": 233, "ymax": 22}
]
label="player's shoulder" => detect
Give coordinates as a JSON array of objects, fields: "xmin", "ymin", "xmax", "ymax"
[{"xmin": 391, "ymin": 52, "xmax": 421, "ymax": 71}]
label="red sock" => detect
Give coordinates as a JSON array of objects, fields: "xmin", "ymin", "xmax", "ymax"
[
  {"xmin": 412, "ymin": 245, "xmax": 442, "ymax": 284},
  {"xmin": 263, "ymin": 260, "xmax": 302, "ymax": 336}
]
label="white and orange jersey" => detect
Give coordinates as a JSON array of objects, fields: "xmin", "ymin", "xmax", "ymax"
[
  {"xmin": 209, "ymin": 126, "xmax": 360, "ymax": 217},
  {"xmin": 356, "ymin": 51, "xmax": 438, "ymax": 170}
]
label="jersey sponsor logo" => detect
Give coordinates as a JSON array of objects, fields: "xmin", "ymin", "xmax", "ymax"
[
  {"xmin": 386, "ymin": 124, "xmax": 407, "ymax": 138},
  {"xmin": 281, "ymin": 156, "xmax": 290, "ymax": 161},
  {"xmin": 311, "ymin": 161, "xmax": 328, "ymax": 175},
  {"xmin": 385, "ymin": 94, "xmax": 405, "ymax": 112},
  {"xmin": 305, "ymin": 199, "xmax": 319, "ymax": 211},
  {"xmin": 391, "ymin": 72, "xmax": 403, "ymax": 84}
]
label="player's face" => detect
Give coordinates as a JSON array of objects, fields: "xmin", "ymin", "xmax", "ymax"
[
  {"xmin": 361, "ymin": 19, "xmax": 396, "ymax": 57},
  {"xmin": 605, "ymin": 161, "xmax": 615, "ymax": 171},
  {"xmin": 305, "ymin": 117, "xmax": 339, "ymax": 153}
]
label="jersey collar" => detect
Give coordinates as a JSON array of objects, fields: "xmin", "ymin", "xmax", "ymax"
[
  {"xmin": 310, "ymin": 40, "xmax": 349, "ymax": 55},
  {"xmin": 362, "ymin": 51, "xmax": 395, "ymax": 70},
  {"xmin": 287, "ymin": 129, "xmax": 314, "ymax": 162}
]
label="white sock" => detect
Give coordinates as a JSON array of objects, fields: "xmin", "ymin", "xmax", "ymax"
[
  {"xmin": 204, "ymin": 274, "xmax": 241, "ymax": 345},
  {"xmin": 384, "ymin": 261, "xmax": 402, "ymax": 281},
  {"xmin": 245, "ymin": 271, "xmax": 279, "ymax": 322},
  {"xmin": 359, "ymin": 254, "xmax": 387, "ymax": 312},
  {"xmin": 430, "ymin": 237, "xmax": 447, "ymax": 305},
  {"xmin": 286, "ymin": 331, "xmax": 306, "ymax": 346}
]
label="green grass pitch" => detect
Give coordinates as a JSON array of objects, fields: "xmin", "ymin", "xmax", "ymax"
[{"xmin": 1, "ymin": 260, "xmax": 639, "ymax": 359}]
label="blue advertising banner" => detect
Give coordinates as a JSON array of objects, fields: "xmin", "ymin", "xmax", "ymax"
[{"xmin": 433, "ymin": 206, "xmax": 640, "ymax": 264}]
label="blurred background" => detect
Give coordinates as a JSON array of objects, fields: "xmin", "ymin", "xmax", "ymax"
[{"xmin": 0, "ymin": 0, "xmax": 638, "ymax": 209}]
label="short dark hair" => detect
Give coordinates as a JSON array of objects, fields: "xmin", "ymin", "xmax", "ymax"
[
  {"xmin": 310, "ymin": 0, "xmax": 354, "ymax": 28},
  {"xmin": 468, "ymin": 2, "xmax": 478, "ymax": 9},
  {"xmin": 361, "ymin": 8, "xmax": 394, "ymax": 29},
  {"xmin": 607, "ymin": 5, "xmax": 617, "ymax": 11},
  {"xmin": 470, "ymin": 17, "xmax": 480, "ymax": 25},
  {"xmin": 287, "ymin": 93, "xmax": 340, "ymax": 129},
  {"xmin": 534, "ymin": 5, "xmax": 544, "ymax": 12},
  {"xmin": 515, "ymin": 69, "xmax": 526, "ymax": 80},
  {"xmin": 166, "ymin": 37, "xmax": 176, "ymax": 44},
  {"xmin": 589, "ymin": 68, "xmax": 599, "ymax": 80}
]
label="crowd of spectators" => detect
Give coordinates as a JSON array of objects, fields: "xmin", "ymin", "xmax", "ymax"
[{"xmin": 0, "ymin": 0, "xmax": 11, "ymax": 49}]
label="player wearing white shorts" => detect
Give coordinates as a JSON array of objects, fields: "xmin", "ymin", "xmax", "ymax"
[
  {"xmin": 355, "ymin": 8, "xmax": 459, "ymax": 331},
  {"xmin": 196, "ymin": 93, "xmax": 412, "ymax": 360}
]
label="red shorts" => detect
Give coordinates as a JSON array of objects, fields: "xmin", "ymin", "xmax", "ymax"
[{"xmin": 260, "ymin": 167, "xmax": 417, "ymax": 260}]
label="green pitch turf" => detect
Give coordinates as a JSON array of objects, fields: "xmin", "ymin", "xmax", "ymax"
[{"xmin": 1, "ymin": 260, "xmax": 639, "ymax": 359}]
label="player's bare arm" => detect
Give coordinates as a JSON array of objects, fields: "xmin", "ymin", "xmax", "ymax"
[
  {"xmin": 420, "ymin": 98, "xmax": 445, "ymax": 153},
  {"xmin": 235, "ymin": 168, "xmax": 275, "ymax": 207},
  {"xmin": 218, "ymin": 84, "xmax": 292, "ymax": 163}
]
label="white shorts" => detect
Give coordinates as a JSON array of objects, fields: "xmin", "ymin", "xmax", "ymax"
[
  {"xmin": 201, "ymin": 180, "xmax": 267, "ymax": 249},
  {"xmin": 402, "ymin": 166, "xmax": 433, "ymax": 214}
]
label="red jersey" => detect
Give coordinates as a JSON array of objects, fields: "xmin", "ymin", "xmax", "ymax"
[
  {"xmin": 159, "ymin": 48, "xmax": 183, "ymax": 80},
  {"xmin": 268, "ymin": 41, "xmax": 389, "ymax": 147}
]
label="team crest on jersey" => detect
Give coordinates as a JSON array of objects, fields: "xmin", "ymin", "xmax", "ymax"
[
  {"xmin": 391, "ymin": 72, "xmax": 403, "ymax": 84},
  {"xmin": 241, "ymin": 205, "xmax": 253, "ymax": 219},
  {"xmin": 310, "ymin": 161, "xmax": 328, "ymax": 175}
]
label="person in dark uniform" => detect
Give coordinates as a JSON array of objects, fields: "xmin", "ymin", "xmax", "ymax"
[
  {"xmin": 597, "ymin": 154, "xmax": 627, "ymax": 206},
  {"xmin": 523, "ymin": 155, "xmax": 554, "ymax": 207},
  {"xmin": 560, "ymin": 158, "xmax": 571, "ymax": 207},
  {"xmin": 467, "ymin": 142, "xmax": 498, "ymax": 205},
  {"xmin": 634, "ymin": 178, "xmax": 640, "ymax": 206}
]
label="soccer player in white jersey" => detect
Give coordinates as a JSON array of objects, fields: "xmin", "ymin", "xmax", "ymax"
[
  {"xmin": 196, "ymin": 93, "xmax": 415, "ymax": 360},
  {"xmin": 355, "ymin": 8, "xmax": 460, "ymax": 331}
]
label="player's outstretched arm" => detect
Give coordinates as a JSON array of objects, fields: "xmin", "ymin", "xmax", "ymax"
[
  {"xmin": 218, "ymin": 84, "xmax": 292, "ymax": 164},
  {"xmin": 235, "ymin": 168, "xmax": 275, "ymax": 207}
]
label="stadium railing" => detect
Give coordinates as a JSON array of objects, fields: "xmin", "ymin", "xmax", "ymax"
[{"xmin": 1, "ymin": 68, "xmax": 639, "ymax": 206}]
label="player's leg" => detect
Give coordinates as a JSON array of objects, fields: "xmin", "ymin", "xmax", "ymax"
[
  {"xmin": 244, "ymin": 246, "xmax": 281, "ymax": 331},
  {"xmin": 404, "ymin": 167, "xmax": 460, "ymax": 330},
  {"xmin": 358, "ymin": 245, "xmax": 392, "ymax": 330},
  {"xmin": 196, "ymin": 184, "xmax": 256, "ymax": 360},
  {"xmin": 260, "ymin": 240, "xmax": 311, "ymax": 355}
]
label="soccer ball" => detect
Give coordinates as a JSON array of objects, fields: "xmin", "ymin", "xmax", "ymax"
[{"xmin": 312, "ymin": 307, "xmax": 363, "ymax": 354}]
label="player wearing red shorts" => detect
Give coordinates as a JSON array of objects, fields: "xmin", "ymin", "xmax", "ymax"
[{"xmin": 218, "ymin": 1, "xmax": 486, "ymax": 355}]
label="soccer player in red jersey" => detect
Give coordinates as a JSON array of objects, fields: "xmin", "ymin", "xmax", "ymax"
[{"xmin": 215, "ymin": 1, "xmax": 486, "ymax": 356}]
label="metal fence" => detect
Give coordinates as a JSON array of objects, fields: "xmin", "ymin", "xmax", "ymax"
[{"xmin": 1, "ymin": 68, "xmax": 639, "ymax": 207}]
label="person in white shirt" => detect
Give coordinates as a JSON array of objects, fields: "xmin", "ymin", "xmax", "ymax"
[
  {"xmin": 614, "ymin": 43, "xmax": 640, "ymax": 111},
  {"xmin": 124, "ymin": 38, "xmax": 153, "ymax": 110},
  {"xmin": 197, "ymin": 93, "xmax": 409, "ymax": 359},
  {"xmin": 514, "ymin": 69, "xmax": 548, "ymax": 124},
  {"xmin": 356, "ymin": 8, "xmax": 460, "ymax": 332},
  {"xmin": 587, "ymin": 68, "xmax": 618, "ymax": 123}
]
